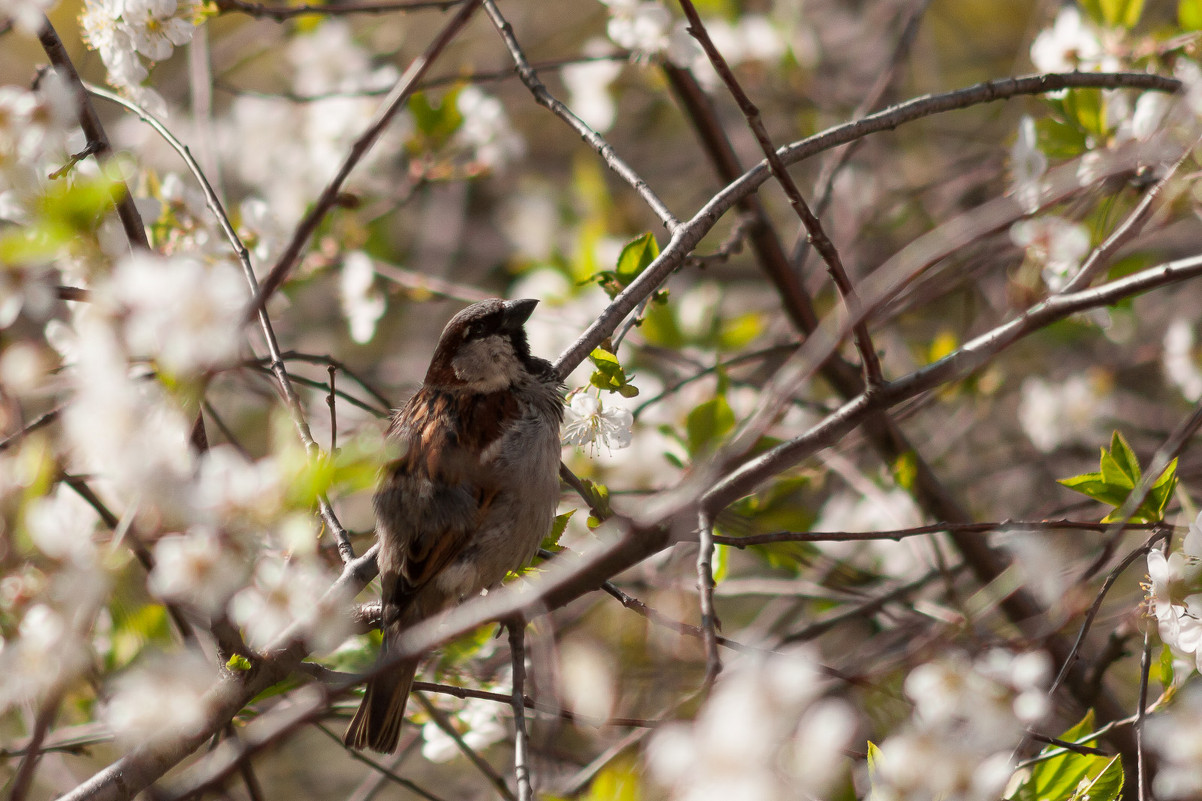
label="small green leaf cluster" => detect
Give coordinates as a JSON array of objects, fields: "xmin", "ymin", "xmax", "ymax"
[
  {"xmin": 1057, "ymin": 430, "xmax": 1177, "ymax": 523},
  {"xmin": 589, "ymin": 346, "xmax": 639, "ymax": 397}
]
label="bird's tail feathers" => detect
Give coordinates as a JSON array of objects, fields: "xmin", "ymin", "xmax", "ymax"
[{"xmin": 343, "ymin": 608, "xmax": 422, "ymax": 754}]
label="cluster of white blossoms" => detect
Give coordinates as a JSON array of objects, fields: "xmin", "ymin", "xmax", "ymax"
[
  {"xmin": 79, "ymin": 0, "xmax": 198, "ymax": 113},
  {"xmin": 869, "ymin": 650, "xmax": 1051, "ymax": 801},
  {"xmin": 1145, "ymin": 512, "xmax": 1202, "ymax": 667},
  {"xmin": 648, "ymin": 649, "xmax": 856, "ymax": 801}
]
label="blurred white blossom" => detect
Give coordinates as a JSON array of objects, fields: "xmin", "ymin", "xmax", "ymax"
[
  {"xmin": 104, "ymin": 252, "xmax": 246, "ymax": 376},
  {"xmin": 0, "ymin": 0, "xmax": 57, "ymax": 35},
  {"xmin": 1147, "ymin": 686, "xmax": 1202, "ymax": 799},
  {"xmin": 648, "ymin": 649, "xmax": 854, "ymax": 801},
  {"xmin": 0, "ymin": 603, "xmax": 93, "ymax": 712},
  {"xmin": 870, "ymin": 650, "xmax": 1050, "ymax": 801},
  {"xmin": 561, "ymin": 42, "xmax": 624, "ymax": 133},
  {"xmin": 103, "ymin": 651, "xmax": 216, "ymax": 746},
  {"xmin": 25, "ymin": 485, "xmax": 99, "ymax": 565},
  {"xmin": 229, "ymin": 558, "xmax": 351, "ymax": 651},
  {"xmin": 562, "ymin": 393, "xmax": 633, "ymax": 454},
  {"xmin": 1029, "ymin": 6, "xmax": 1105, "ymax": 73},
  {"xmin": 1164, "ymin": 318, "xmax": 1202, "ymax": 400},
  {"xmin": 421, "ymin": 696, "xmax": 508, "ymax": 762},
  {"xmin": 195, "ymin": 446, "xmax": 286, "ymax": 530},
  {"xmin": 1010, "ymin": 216, "xmax": 1090, "ymax": 292},
  {"xmin": 1009, "ymin": 115, "xmax": 1046, "ymax": 212},
  {"xmin": 1017, "ymin": 374, "xmax": 1112, "ymax": 453},
  {"xmin": 340, "ymin": 251, "xmax": 386, "ymax": 344},
  {"xmin": 148, "ymin": 527, "xmax": 248, "ymax": 617},
  {"xmin": 455, "ymin": 86, "xmax": 525, "ymax": 170},
  {"xmin": 61, "ymin": 321, "xmax": 197, "ymax": 515},
  {"xmin": 601, "ymin": 0, "xmax": 698, "ymax": 65}
]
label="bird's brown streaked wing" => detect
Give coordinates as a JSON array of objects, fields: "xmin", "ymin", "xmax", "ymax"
[{"xmin": 381, "ymin": 388, "xmax": 523, "ymax": 600}]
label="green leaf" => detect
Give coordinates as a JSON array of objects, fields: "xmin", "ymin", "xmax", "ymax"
[
  {"xmin": 542, "ymin": 510, "xmax": 575, "ymax": 551},
  {"xmin": 1182, "ymin": 0, "xmax": 1202, "ymax": 29},
  {"xmin": 615, "ymin": 232, "xmax": 659, "ymax": 286},
  {"xmin": 892, "ymin": 451, "xmax": 918, "ymax": 491},
  {"xmin": 1013, "ymin": 711, "xmax": 1123, "ymax": 801},
  {"xmin": 1036, "ymin": 115, "xmax": 1089, "ymax": 159},
  {"xmin": 226, "ymin": 654, "xmax": 253, "ymax": 671},
  {"xmin": 1056, "ymin": 472, "xmax": 1131, "ymax": 508},
  {"xmin": 586, "ymin": 757, "xmax": 642, "ymax": 801},
  {"xmin": 718, "ymin": 312, "xmax": 764, "ymax": 350},
  {"xmin": 408, "ymin": 87, "xmax": 464, "ymax": 148},
  {"xmin": 1073, "ymin": 756, "xmax": 1123, "ymax": 801},
  {"xmin": 1063, "ymin": 89, "xmax": 1108, "ymax": 139},
  {"xmin": 1097, "ymin": 0, "xmax": 1145, "ymax": 27},
  {"xmin": 588, "ymin": 348, "xmax": 639, "ymax": 396},
  {"xmin": 686, "ymin": 395, "xmax": 735, "ymax": 456},
  {"xmin": 712, "ymin": 543, "xmax": 729, "ymax": 583},
  {"xmin": 1108, "ymin": 431, "xmax": 1141, "ymax": 484},
  {"xmin": 1058, "ymin": 431, "xmax": 1176, "ymax": 523}
]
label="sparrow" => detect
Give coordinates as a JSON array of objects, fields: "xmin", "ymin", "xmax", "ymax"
[{"xmin": 344, "ymin": 297, "xmax": 564, "ymax": 754}]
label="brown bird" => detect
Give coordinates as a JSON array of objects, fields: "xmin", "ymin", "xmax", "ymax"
[{"xmin": 344, "ymin": 298, "xmax": 564, "ymax": 753}]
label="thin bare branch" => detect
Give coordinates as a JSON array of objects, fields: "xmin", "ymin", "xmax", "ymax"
[
  {"xmin": 508, "ymin": 622, "xmax": 533, "ymax": 801},
  {"xmin": 35, "ymin": 17, "xmax": 149, "ymax": 251},
  {"xmin": 695, "ymin": 510, "xmax": 721, "ymax": 685},
  {"xmin": 8, "ymin": 693, "xmax": 61, "ymax": 801}
]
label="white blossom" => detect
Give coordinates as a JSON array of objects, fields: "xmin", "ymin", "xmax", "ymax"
[
  {"xmin": 1017, "ymin": 374, "xmax": 1112, "ymax": 453},
  {"xmin": 454, "ymin": 86, "xmax": 525, "ymax": 170},
  {"xmin": 1164, "ymin": 318, "xmax": 1202, "ymax": 400},
  {"xmin": 102, "ymin": 651, "xmax": 216, "ymax": 746},
  {"xmin": 561, "ymin": 42, "xmax": 624, "ymax": 133},
  {"xmin": 1009, "ymin": 115, "xmax": 1047, "ymax": 212},
  {"xmin": 421, "ymin": 696, "xmax": 508, "ymax": 762},
  {"xmin": 870, "ymin": 651, "xmax": 1049, "ymax": 801},
  {"xmin": 107, "ymin": 252, "xmax": 246, "ymax": 376},
  {"xmin": 0, "ymin": 603, "xmax": 93, "ymax": 712},
  {"xmin": 340, "ymin": 251, "xmax": 386, "ymax": 344},
  {"xmin": 229, "ymin": 558, "xmax": 351, "ymax": 651},
  {"xmin": 648, "ymin": 649, "xmax": 853, "ymax": 801},
  {"xmin": 121, "ymin": 0, "xmax": 195, "ymax": 60},
  {"xmin": 601, "ymin": 0, "xmax": 698, "ymax": 65},
  {"xmin": 25, "ymin": 485, "xmax": 99, "ymax": 565},
  {"xmin": 1029, "ymin": 6, "xmax": 1104, "ymax": 73},
  {"xmin": 1010, "ymin": 216, "xmax": 1091, "ymax": 292},
  {"xmin": 0, "ymin": 0, "xmax": 57, "ymax": 35},
  {"xmin": 562, "ymin": 393, "xmax": 634, "ymax": 454},
  {"xmin": 148, "ymin": 527, "xmax": 248, "ymax": 616},
  {"xmin": 1147, "ymin": 687, "xmax": 1202, "ymax": 799}
]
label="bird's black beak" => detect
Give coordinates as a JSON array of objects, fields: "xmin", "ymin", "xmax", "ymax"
[{"xmin": 501, "ymin": 298, "xmax": 539, "ymax": 331}]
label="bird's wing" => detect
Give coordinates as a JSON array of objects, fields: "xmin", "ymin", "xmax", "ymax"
[{"xmin": 375, "ymin": 388, "xmax": 524, "ymax": 613}]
